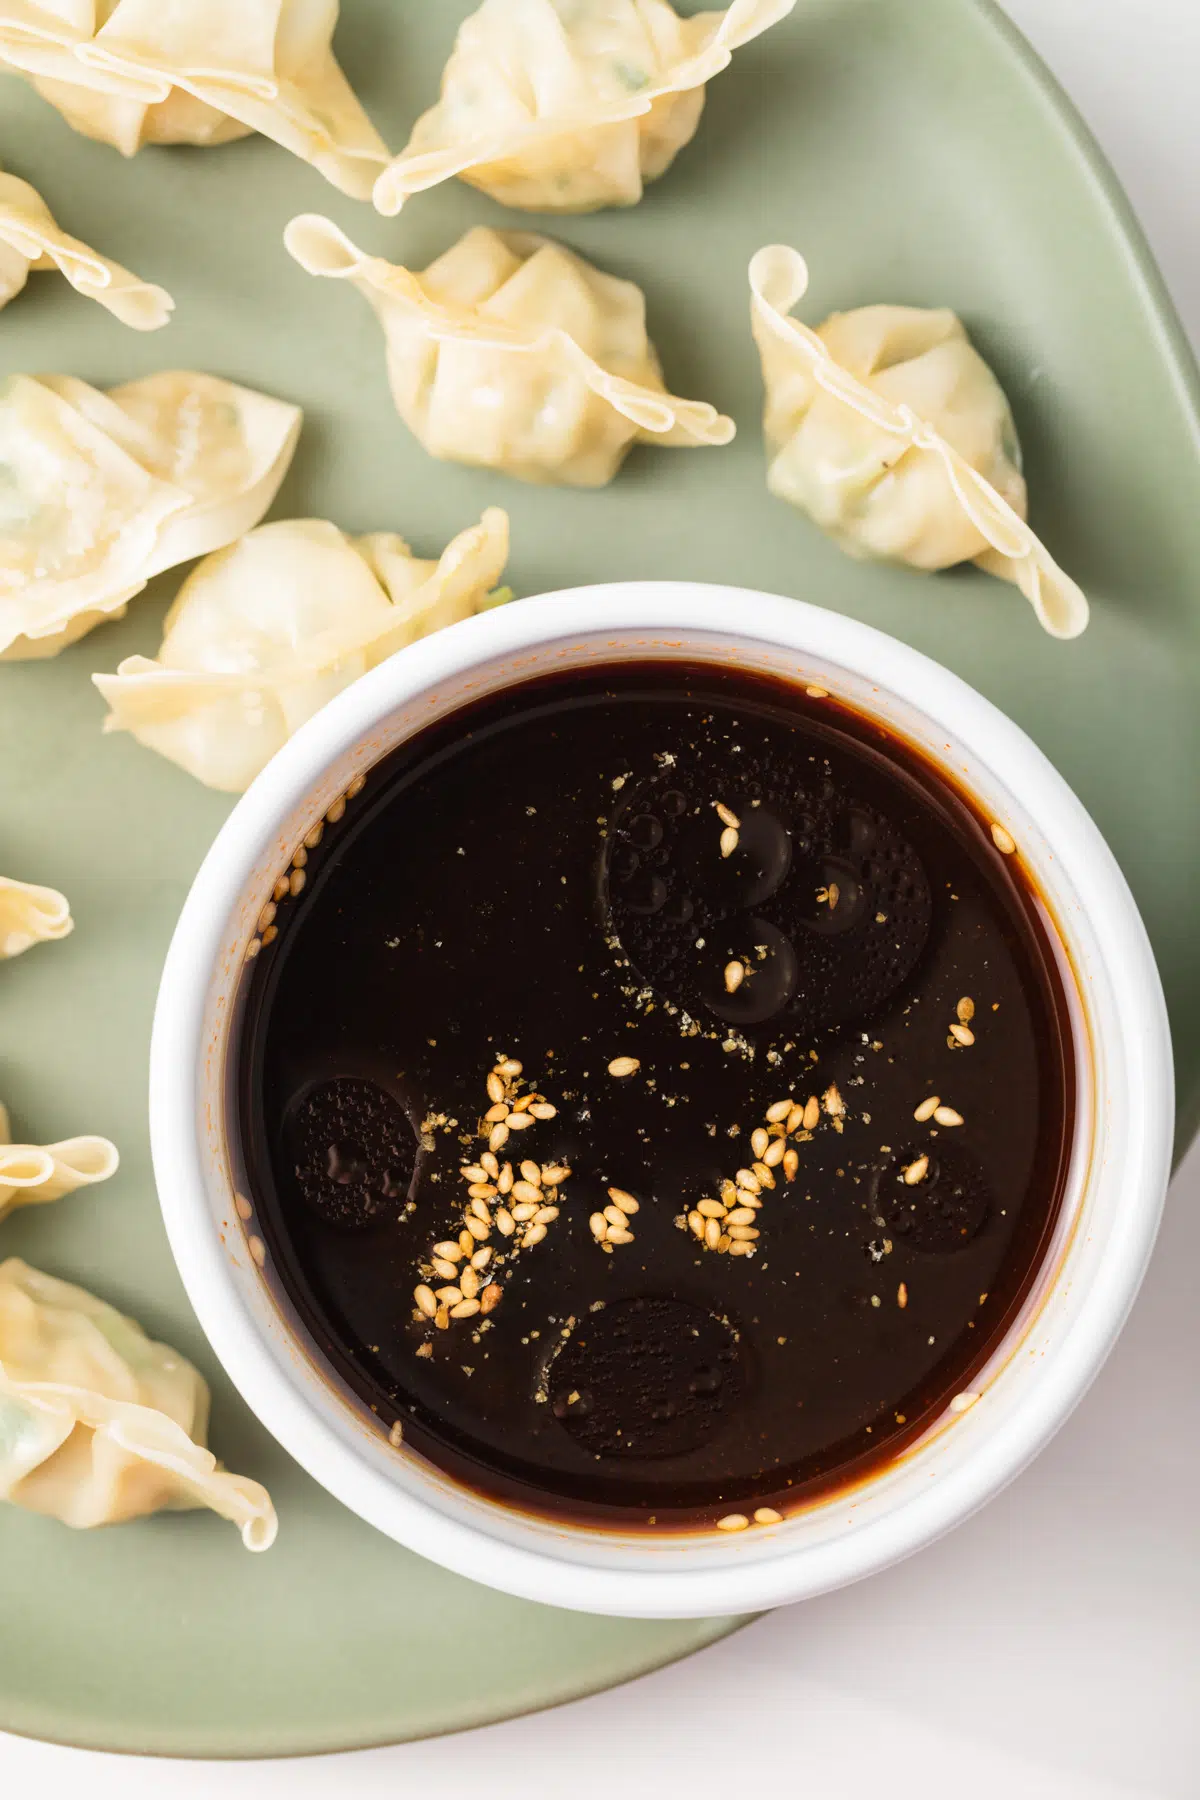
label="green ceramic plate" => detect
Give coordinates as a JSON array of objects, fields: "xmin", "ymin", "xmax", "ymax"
[{"xmin": 1, "ymin": 0, "xmax": 1197, "ymax": 1759}]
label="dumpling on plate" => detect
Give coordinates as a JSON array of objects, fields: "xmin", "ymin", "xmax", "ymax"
[
  {"xmin": 748, "ymin": 245, "xmax": 1088, "ymax": 639},
  {"xmin": 0, "ymin": 1257, "xmax": 277, "ymax": 1547},
  {"xmin": 0, "ymin": 1104, "xmax": 118, "ymax": 1225},
  {"xmin": 0, "ymin": 371, "xmax": 301, "ymax": 661},
  {"xmin": 92, "ymin": 508, "xmax": 511, "ymax": 792},
  {"xmin": 0, "ymin": 875, "xmax": 73, "ymax": 959},
  {"xmin": 373, "ymin": 0, "xmax": 795, "ymax": 215},
  {"xmin": 0, "ymin": 166, "xmax": 173, "ymax": 328},
  {"xmin": 285, "ymin": 216, "xmax": 735, "ymax": 486},
  {"xmin": 0, "ymin": 0, "xmax": 389, "ymax": 199}
]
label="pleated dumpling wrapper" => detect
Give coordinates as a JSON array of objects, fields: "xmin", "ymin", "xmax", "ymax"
[
  {"xmin": 0, "ymin": 0, "xmax": 389, "ymax": 199},
  {"xmin": 286, "ymin": 216, "xmax": 735, "ymax": 487},
  {"xmin": 0, "ymin": 1257, "xmax": 277, "ymax": 1546},
  {"xmin": 0, "ymin": 370, "xmax": 301, "ymax": 661},
  {"xmin": 0, "ymin": 167, "xmax": 172, "ymax": 328},
  {"xmin": 374, "ymin": 0, "xmax": 795, "ymax": 215},
  {"xmin": 0, "ymin": 1103, "xmax": 119, "ymax": 1225},
  {"xmin": 748, "ymin": 245, "xmax": 1088, "ymax": 639},
  {"xmin": 92, "ymin": 508, "xmax": 511, "ymax": 792},
  {"xmin": 0, "ymin": 875, "xmax": 72, "ymax": 959}
]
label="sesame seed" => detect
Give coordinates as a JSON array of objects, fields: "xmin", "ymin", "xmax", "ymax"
[
  {"xmin": 512, "ymin": 1181, "xmax": 542, "ymax": 1205},
  {"xmin": 752, "ymin": 1162, "xmax": 775, "ymax": 1189},
  {"xmin": 304, "ymin": 822, "xmax": 324, "ymax": 851},
  {"xmin": 902, "ymin": 1155, "xmax": 929, "ymax": 1186},
  {"xmin": 533, "ymin": 1204, "xmax": 560, "ymax": 1225},
  {"xmin": 497, "ymin": 1163, "xmax": 514, "ymax": 1193},
  {"xmin": 480, "ymin": 1284, "xmax": 503, "ymax": 1313},
  {"xmin": 719, "ymin": 825, "xmax": 739, "ymax": 858},
  {"xmin": 288, "ymin": 868, "xmax": 306, "ymax": 897},
  {"xmin": 246, "ymin": 937, "xmax": 262, "ymax": 960},
  {"xmin": 489, "ymin": 1123, "xmax": 510, "ymax": 1152},
  {"xmin": 345, "ymin": 773, "xmax": 366, "ymax": 799},
  {"xmin": 607, "ymin": 1056, "xmax": 641, "ymax": 1078},
  {"xmin": 431, "ymin": 1256, "xmax": 458, "ymax": 1280},
  {"xmin": 603, "ymin": 1204, "xmax": 628, "ymax": 1228},
  {"xmin": 261, "ymin": 925, "xmax": 277, "ymax": 946},
  {"xmin": 257, "ymin": 901, "xmax": 276, "ymax": 932},
  {"xmin": 529, "ymin": 1102, "xmax": 557, "ymax": 1120},
  {"xmin": 590, "ymin": 1212, "xmax": 608, "ymax": 1241},
  {"xmin": 460, "ymin": 1268, "xmax": 480, "ymax": 1300},
  {"xmin": 414, "ymin": 1284, "xmax": 437, "ymax": 1318},
  {"xmin": 273, "ymin": 876, "xmax": 290, "ymax": 902},
  {"xmin": 468, "ymin": 1196, "xmax": 492, "ymax": 1224},
  {"xmin": 389, "ymin": 1420, "xmax": 404, "ymax": 1447},
  {"xmin": 913, "ymin": 1094, "xmax": 940, "ymax": 1122},
  {"xmin": 496, "ymin": 1058, "xmax": 523, "ymax": 1078},
  {"xmin": 507, "ymin": 1112, "xmax": 534, "ymax": 1131},
  {"xmin": 725, "ymin": 1207, "xmax": 757, "ymax": 1226},
  {"xmin": 451, "ymin": 1298, "xmax": 481, "ymax": 1319},
  {"xmin": 496, "ymin": 1209, "xmax": 516, "ymax": 1236},
  {"xmin": 484, "ymin": 1102, "xmax": 509, "ymax": 1124},
  {"xmin": 511, "ymin": 1093, "xmax": 535, "ymax": 1112},
  {"xmin": 522, "ymin": 1223, "xmax": 548, "ymax": 1248},
  {"xmin": 435, "ymin": 1286, "xmax": 463, "ymax": 1306},
  {"xmin": 458, "ymin": 1230, "xmax": 474, "ymax": 1257},
  {"xmin": 728, "ymin": 1239, "xmax": 755, "ymax": 1256},
  {"xmin": 541, "ymin": 1165, "xmax": 571, "ymax": 1185},
  {"xmin": 688, "ymin": 1210, "xmax": 705, "ymax": 1239},
  {"xmin": 728, "ymin": 1224, "xmax": 759, "ymax": 1241},
  {"xmin": 716, "ymin": 1513, "xmax": 749, "ymax": 1532},
  {"xmin": 782, "ymin": 1148, "xmax": 799, "ymax": 1180},
  {"xmin": 750, "ymin": 1126, "xmax": 770, "ymax": 1159},
  {"xmin": 465, "ymin": 1215, "xmax": 490, "ymax": 1240},
  {"xmin": 325, "ymin": 797, "xmax": 345, "ymax": 824},
  {"xmin": 434, "ymin": 1307, "xmax": 449, "ymax": 1331},
  {"xmin": 470, "ymin": 1247, "xmax": 492, "ymax": 1269},
  {"xmin": 608, "ymin": 1187, "xmax": 639, "ymax": 1214},
  {"xmin": 897, "ymin": 1282, "xmax": 908, "ymax": 1309},
  {"xmin": 467, "ymin": 1182, "xmax": 496, "ymax": 1202},
  {"xmin": 957, "ymin": 996, "xmax": 975, "ymax": 1023},
  {"xmin": 512, "ymin": 1203, "xmax": 538, "ymax": 1222},
  {"xmin": 519, "ymin": 1160, "xmax": 542, "ymax": 1186},
  {"xmin": 704, "ymin": 1218, "xmax": 721, "ymax": 1250},
  {"xmin": 754, "ymin": 1507, "xmax": 783, "ymax": 1525},
  {"xmin": 461, "ymin": 1165, "xmax": 487, "ymax": 1183},
  {"xmin": 606, "ymin": 1227, "xmax": 634, "ymax": 1246},
  {"xmin": 949, "ymin": 1391, "xmax": 979, "ymax": 1413},
  {"xmin": 991, "ymin": 824, "xmax": 1016, "ymax": 855},
  {"xmin": 933, "ymin": 1105, "xmax": 964, "ymax": 1127},
  {"xmin": 766, "ymin": 1100, "xmax": 792, "ymax": 1123},
  {"xmin": 698, "ymin": 1198, "xmax": 725, "ymax": 1220},
  {"xmin": 761, "ymin": 1137, "xmax": 785, "ymax": 1168},
  {"xmin": 735, "ymin": 1168, "xmax": 761, "ymax": 1194},
  {"xmin": 805, "ymin": 685, "xmax": 829, "ymax": 698},
  {"xmin": 802, "ymin": 1095, "xmax": 821, "ymax": 1131},
  {"xmin": 715, "ymin": 801, "xmax": 741, "ymax": 829},
  {"xmin": 486, "ymin": 1072, "xmax": 505, "ymax": 1103},
  {"xmin": 724, "ymin": 960, "xmax": 745, "ymax": 994},
  {"xmin": 949, "ymin": 1022, "xmax": 975, "ymax": 1046}
]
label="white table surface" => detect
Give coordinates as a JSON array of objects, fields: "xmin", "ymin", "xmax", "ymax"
[{"xmin": 4, "ymin": 4, "xmax": 1198, "ymax": 1795}]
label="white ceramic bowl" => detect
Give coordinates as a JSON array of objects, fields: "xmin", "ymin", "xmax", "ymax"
[{"xmin": 151, "ymin": 583, "xmax": 1173, "ymax": 1618}]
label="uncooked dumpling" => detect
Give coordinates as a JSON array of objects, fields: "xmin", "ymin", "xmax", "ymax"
[
  {"xmin": 0, "ymin": 166, "xmax": 172, "ymax": 328},
  {"xmin": 374, "ymin": 0, "xmax": 794, "ymax": 215},
  {"xmin": 0, "ymin": 875, "xmax": 72, "ymax": 958},
  {"xmin": 0, "ymin": 370, "xmax": 301, "ymax": 661},
  {"xmin": 0, "ymin": 1103, "xmax": 118, "ymax": 1224},
  {"xmin": 92, "ymin": 508, "xmax": 511, "ymax": 791},
  {"xmin": 0, "ymin": 0, "xmax": 388, "ymax": 198},
  {"xmin": 0, "ymin": 1257, "xmax": 276, "ymax": 1546},
  {"xmin": 748, "ymin": 245, "xmax": 1088, "ymax": 638},
  {"xmin": 286, "ymin": 216, "xmax": 734, "ymax": 486}
]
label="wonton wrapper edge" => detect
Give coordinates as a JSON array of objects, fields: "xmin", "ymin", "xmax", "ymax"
[
  {"xmin": 0, "ymin": 874, "xmax": 73, "ymax": 958},
  {"xmin": 0, "ymin": 168, "xmax": 173, "ymax": 329},
  {"xmin": 748, "ymin": 244, "xmax": 1089, "ymax": 640},
  {"xmin": 0, "ymin": 1103, "xmax": 119, "ymax": 1223}
]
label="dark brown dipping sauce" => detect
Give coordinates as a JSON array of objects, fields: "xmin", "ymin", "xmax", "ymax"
[{"xmin": 235, "ymin": 662, "xmax": 1075, "ymax": 1529}]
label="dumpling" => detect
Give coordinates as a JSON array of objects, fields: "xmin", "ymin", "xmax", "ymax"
[
  {"xmin": 373, "ymin": 0, "xmax": 795, "ymax": 215},
  {"xmin": 0, "ymin": 1104, "xmax": 118, "ymax": 1224},
  {"xmin": 92, "ymin": 508, "xmax": 511, "ymax": 791},
  {"xmin": 0, "ymin": 1257, "xmax": 277, "ymax": 1547},
  {"xmin": 748, "ymin": 245, "xmax": 1088, "ymax": 639},
  {"xmin": 0, "ymin": 165, "xmax": 173, "ymax": 328},
  {"xmin": 0, "ymin": 875, "xmax": 72, "ymax": 959},
  {"xmin": 0, "ymin": 370, "xmax": 301, "ymax": 661},
  {"xmin": 285, "ymin": 216, "xmax": 734, "ymax": 486},
  {"xmin": 0, "ymin": 0, "xmax": 389, "ymax": 199}
]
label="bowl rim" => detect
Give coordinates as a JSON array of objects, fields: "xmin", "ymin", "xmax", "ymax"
[{"xmin": 150, "ymin": 581, "xmax": 1173, "ymax": 1617}]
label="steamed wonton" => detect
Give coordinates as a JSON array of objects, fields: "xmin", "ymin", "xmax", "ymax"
[
  {"xmin": 0, "ymin": 1103, "xmax": 118, "ymax": 1224},
  {"xmin": 749, "ymin": 245, "xmax": 1088, "ymax": 638},
  {"xmin": 93, "ymin": 508, "xmax": 511, "ymax": 791},
  {"xmin": 0, "ymin": 875, "xmax": 72, "ymax": 958},
  {"xmin": 0, "ymin": 1, "xmax": 389, "ymax": 198},
  {"xmin": 0, "ymin": 370, "xmax": 301, "ymax": 660},
  {"xmin": 285, "ymin": 216, "xmax": 734, "ymax": 486},
  {"xmin": 374, "ymin": 0, "xmax": 794, "ymax": 215},
  {"xmin": 0, "ymin": 166, "xmax": 172, "ymax": 328},
  {"xmin": 0, "ymin": 1257, "xmax": 276, "ymax": 1546}
]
